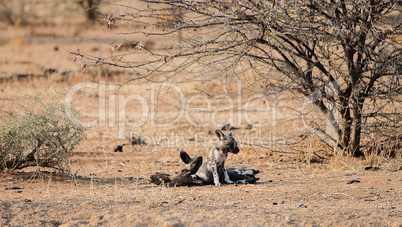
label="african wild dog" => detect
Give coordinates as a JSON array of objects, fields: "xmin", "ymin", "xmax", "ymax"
[
  {"xmin": 180, "ymin": 130, "xmax": 259, "ymax": 186},
  {"xmin": 150, "ymin": 156, "xmax": 204, "ymax": 187}
]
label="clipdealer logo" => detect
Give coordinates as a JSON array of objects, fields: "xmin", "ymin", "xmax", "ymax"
[{"xmin": 64, "ymin": 81, "xmax": 276, "ymax": 139}]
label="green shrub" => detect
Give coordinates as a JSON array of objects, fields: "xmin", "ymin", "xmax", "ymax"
[{"xmin": 0, "ymin": 97, "xmax": 86, "ymax": 173}]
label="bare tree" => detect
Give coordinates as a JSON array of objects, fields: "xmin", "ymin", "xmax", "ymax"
[
  {"xmin": 78, "ymin": 0, "xmax": 102, "ymax": 21},
  {"xmin": 79, "ymin": 0, "xmax": 402, "ymax": 157}
]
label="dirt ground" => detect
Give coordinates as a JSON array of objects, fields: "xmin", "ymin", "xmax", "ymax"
[
  {"xmin": 1, "ymin": 144, "xmax": 401, "ymax": 226},
  {"xmin": 0, "ymin": 7, "xmax": 401, "ymax": 226}
]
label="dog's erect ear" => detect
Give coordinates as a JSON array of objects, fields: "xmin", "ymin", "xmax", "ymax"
[
  {"xmin": 215, "ymin": 130, "xmax": 225, "ymax": 140},
  {"xmin": 180, "ymin": 150, "xmax": 191, "ymax": 164},
  {"xmin": 190, "ymin": 156, "xmax": 203, "ymax": 174}
]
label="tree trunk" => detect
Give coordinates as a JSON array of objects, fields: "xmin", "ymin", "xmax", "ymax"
[
  {"xmin": 339, "ymin": 97, "xmax": 351, "ymax": 152},
  {"xmin": 83, "ymin": 0, "xmax": 98, "ymax": 22},
  {"xmin": 350, "ymin": 98, "xmax": 365, "ymax": 157},
  {"xmin": 338, "ymin": 93, "xmax": 366, "ymax": 157}
]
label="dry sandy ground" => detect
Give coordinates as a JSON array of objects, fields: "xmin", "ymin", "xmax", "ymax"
[
  {"xmin": 0, "ymin": 15, "xmax": 401, "ymax": 226},
  {"xmin": 1, "ymin": 142, "xmax": 401, "ymax": 226}
]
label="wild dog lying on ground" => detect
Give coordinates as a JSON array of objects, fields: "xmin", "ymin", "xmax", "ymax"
[
  {"xmin": 180, "ymin": 150, "xmax": 260, "ymax": 185},
  {"xmin": 150, "ymin": 156, "xmax": 204, "ymax": 187},
  {"xmin": 180, "ymin": 130, "xmax": 259, "ymax": 186}
]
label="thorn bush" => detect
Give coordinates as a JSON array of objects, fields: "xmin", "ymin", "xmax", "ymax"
[{"xmin": 0, "ymin": 97, "xmax": 86, "ymax": 173}]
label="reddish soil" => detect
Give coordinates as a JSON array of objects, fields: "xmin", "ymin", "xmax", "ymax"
[
  {"xmin": 0, "ymin": 8, "xmax": 401, "ymax": 226},
  {"xmin": 1, "ymin": 142, "xmax": 401, "ymax": 226}
]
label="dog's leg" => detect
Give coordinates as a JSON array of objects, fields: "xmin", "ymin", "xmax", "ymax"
[
  {"xmin": 223, "ymin": 166, "xmax": 234, "ymax": 184},
  {"xmin": 212, "ymin": 164, "xmax": 222, "ymax": 186},
  {"xmin": 234, "ymin": 179, "xmax": 247, "ymax": 184}
]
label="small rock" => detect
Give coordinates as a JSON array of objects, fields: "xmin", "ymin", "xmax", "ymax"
[
  {"xmin": 365, "ymin": 166, "xmax": 381, "ymax": 171},
  {"xmin": 273, "ymin": 202, "xmax": 278, "ymax": 205},
  {"xmin": 174, "ymin": 199, "xmax": 185, "ymax": 205},
  {"xmin": 244, "ymin": 124, "xmax": 253, "ymax": 130},
  {"xmin": 347, "ymin": 179, "xmax": 361, "ymax": 184},
  {"xmin": 61, "ymin": 71, "xmax": 71, "ymax": 76},
  {"xmin": 299, "ymin": 203, "xmax": 307, "ymax": 208},
  {"xmin": 114, "ymin": 145, "xmax": 124, "ymax": 152},
  {"xmin": 24, "ymin": 199, "xmax": 32, "ymax": 203},
  {"xmin": 5, "ymin": 186, "xmax": 23, "ymax": 190},
  {"xmin": 44, "ymin": 68, "xmax": 57, "ymax": 75}
]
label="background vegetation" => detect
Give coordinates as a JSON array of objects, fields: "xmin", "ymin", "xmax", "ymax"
[
  {"xmin": 82, "ymin": 0, "xmax": 402, "ymax": 158},
  {"xmin": 0, "ymin": 97, "xmax": 86, "ymax": 173}
]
